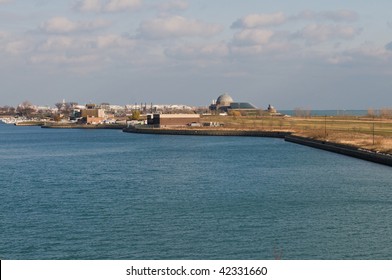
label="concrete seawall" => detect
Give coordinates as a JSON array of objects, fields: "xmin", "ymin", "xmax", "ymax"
[
  {"xmin": 15, "ymin": 122, "xmax": 45, "ymax": 126},
  {"xmin": 285, "ymin": 135, "xmax": 392, "ymax": 167},
  {"xmin": 124, "ymin": 126, "xmax": 392, "ymax": 167},
  {"xmin": 42, "ymin": 124, "xmax": 125, "ymax": 129},
  {"xmin": 123, "ymin": 126, "xmax": 291, "ymax": 138}
]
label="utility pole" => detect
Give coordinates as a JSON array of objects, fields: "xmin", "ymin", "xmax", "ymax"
[
  {"xmin": 324, "ymin": 115, "xmax": 327, "ymax": 140},
  {"xmin": 373, "ymin": 115, "xmax": 375, "ymax": 145}
]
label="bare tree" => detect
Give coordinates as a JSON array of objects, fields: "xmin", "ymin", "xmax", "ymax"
[
  {"xmin": 380, "ymin": 108, "xmax": 392, "ymax": 119},
  {"xmin": 16, "ymin": 101, "xmax": 36, "ymax": 118},
  {"xmin": 55, "ymin": 102, "xmax": 64, "ymax": 111},
  {"xmin": 0, "ymin": 105, "xmax": 16, "ymax": 115},
  {"xmin": 294, "ymin": 107, "xmax": 311, "ymax": 118},
  {"xmin": 367, "ymin": 108, "xmax": 375, "ymax": 117}
]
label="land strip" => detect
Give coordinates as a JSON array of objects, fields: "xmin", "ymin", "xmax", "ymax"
[
  {"xmin": 200, "ymin": 115, "xmax": 392, "ymax": 154},
  {"xmin": 41, "ymin": 123, "xmax": 125, "ymax": 129}
]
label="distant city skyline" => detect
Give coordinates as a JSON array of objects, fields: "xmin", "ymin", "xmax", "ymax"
[{"xmin": 1, "ymin": 0, "xmax": 392, "ymax": 109}]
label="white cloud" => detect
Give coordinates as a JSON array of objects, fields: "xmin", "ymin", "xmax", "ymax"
[
  {"xmin": 320, "ymin": 10, "xmax": 358, "ymax": 22},
  {"xmin": 326, "ymin": 45, "xmax": 392, "ymax": 67},
  {"xmin": 296, "ymin": 24, "xmax": 361, "ymax": 43},
  {"xmin": 295, "ymin": 10, "xmax": 358, "ymax": 22},
  {"xmin": 158, "ymin": 0, "xmax": 188, "ymax": 12},
  {"xmin": 95, "ymin": 34, "xmax": 136, "ymax": 48},
  {"xmin": 139, "ymin": 16, "xmax": 223, "ymax": 39},
  {"xmin": 229, "ymin": 45, "xmax": 265, "ymax": 56},
  {"xmin": 76, "ymin": 0, "xmax": 102, "ymax": 12},
  {"xmin": 40, "ymin": 17, "xmax": 110, "ymax": 33},
  {"xmin": 29, "ymin": 53, "xmax": 103, "ymax": 74},
  {"xmin": 327, "ymin": 54, "xmax": 353, "ymax": 65},
  {"xmin": 231, "ymin": 12, "xmax": 286, "ymax": 29},
  {"xmin": 233, "ymin": 29, "xmax": 274, "ymax": 46},
  {"xmin": 5, "ymin": 40, "xmax": 32, "ymax": 55},
  {"xmin": 165, "ymin": 42, "xmax": 229, "ymax": 60},
  {"xmin": 38, "ymin": 34, "xmax": 136, "ymax": 52},
  {"xmin": 30, "ymin": 53, "xmax": 99, "ymax": 65},
  {"xmin": 75, "ymin": 0, "xmax": 141, "ymax": 12},
  {"xmin": 104, "ymin": 0, "xmax": 142, "ymax": 12},
  {"xmin": 0, "ymin": 31, "xmax": 8, "ymax": 40},
  {"xmin": 0, "ymin": 32, "xmax": 31, "ymax": 55},
  {"xmin": 229, "ymin": 42, "xmax": 292, "ymax": 57},
  {"xmin": 0, "ymin": 0, "xmax": 12, "ymax": 4},
  {"xmin": 39, "ymin": 36, "xmax": 74, "ymax": 51},
  {"xmin": 351, "ymin": 45, "xmax": 391, "ymax": 60},
  {"xmin": 385, "ymin": 41, "xmax": 392, "ymax": 51},
  {"xmin": 13, "ymin": 32, "xmax": 140, "ymax": 74}
]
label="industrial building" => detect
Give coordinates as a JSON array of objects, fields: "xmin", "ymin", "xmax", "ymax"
[
  {"xmin": 80, "ymin": 104, "xmax": 106, "ymax": 124},
  {"xmin": 147, "ymin": 114, "xmax": 200, "ymax": 127}
]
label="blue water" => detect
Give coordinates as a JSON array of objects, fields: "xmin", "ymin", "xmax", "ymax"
[{"xmin": 1, "ymin": 123, "xmax": 392, "ymax": 260}]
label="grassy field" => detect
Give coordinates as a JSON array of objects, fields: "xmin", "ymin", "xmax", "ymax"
[{"xmin": 201, "ymin": 115, "xmax": 392, "ymax": 154}]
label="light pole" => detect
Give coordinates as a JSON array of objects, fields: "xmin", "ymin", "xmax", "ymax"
[
  {"xmin": 373, "ymin": 115, "xmax": 375, "ymax": 145},
  {"xmin": 324, "ymin": 115, "xmax": 327, "ymax": 140}
]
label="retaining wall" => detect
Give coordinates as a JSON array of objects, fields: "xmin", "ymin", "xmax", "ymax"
[
  {"xmin": 123, "ymin": 126, "xmax": 290, "ymax": 138},
  {"xmin": 285, "ymin": 135, "xmax": 392, "ymax": 167},
  {"xmin": 124, "ymin": 126, "xmax": 392, "ymax": 167}
]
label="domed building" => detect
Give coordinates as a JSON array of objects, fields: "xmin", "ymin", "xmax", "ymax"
[
  {"xmin": 216, "ymin": 93, "xmax": 234, "ymax": 107},
  {"xmin": 209, "ymin": 93, "xmax": 259, "ymax": 115},
  {"xmin": 209, "ymin": 93, "xmax": 234, "ymax": 112},
  {"xmin": 209, "ymin": 93, "xmax": 280, "ymax": 116}
]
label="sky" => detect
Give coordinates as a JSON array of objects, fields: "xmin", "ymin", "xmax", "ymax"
[{"xmin": 1, "ymin": 0, "xmax": 392, "ymax": 109}]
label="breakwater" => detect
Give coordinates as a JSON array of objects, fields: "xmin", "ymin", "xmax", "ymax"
[
  {"xmin": 15, "ymin": 122, "xmax": 45, "ymax": 126},
  {"xmin": 124, "ymin": 126, "xmax": 392, "ymax": 167},
  {"xmin": 42, "ymin": 123, "xmax": 125, "ymax": 129},
  {"xmin": 285, "ymin": 135, "xmax": 392, "ymax": 167},
  {"xmin": 123, "ymin": 126, "xmax": 290, "ymax": 138}
]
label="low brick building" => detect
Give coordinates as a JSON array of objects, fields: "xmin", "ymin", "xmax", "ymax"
[
  {"xmin": 80, "ymin": 104, "xmax": 106, "ymax": 124},
  {"xmin": 147, "ymin": 114, "xmax": 200, "ymax": 127}
]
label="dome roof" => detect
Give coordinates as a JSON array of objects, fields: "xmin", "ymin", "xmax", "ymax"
[{"xmin": 216, "ymin": 93, "xmax": 234, "ymax": 106}]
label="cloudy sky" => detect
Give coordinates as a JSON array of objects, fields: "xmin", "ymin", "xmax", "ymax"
[{"xmin": 1, "ymin": 0, "xmax": 392, "ymax": 109}]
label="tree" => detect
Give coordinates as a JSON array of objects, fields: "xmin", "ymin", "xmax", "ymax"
[
  {"xmin": 294, "ymin": 107, "xmax": 311, "ymax": 118},
  {"xmin": 16, "ymin": 101, "xmax": 36, "ymax": 118},
  {"xmin": 53, "ymin": 114, "xmax": 62, "ymax": 122},
  {"xmin": 55, "ymin": 102, "xmax": 64, "ymax": 111},
  {"xmin": 55, "ymin": 101, "xmax": 73, "ymax": 117},
  {"xmin": 367, "ymin": 108, "xmax": 376, "ymax": 117},
  {"xmin": 380, "ymin": 108, "xmax": 392, "ymax": 119},
  {"xmin": 131, "ymin": 110, "xmax": 141, "ymax": 120},
  {"xmin": 0, "ymin": 106, "xmax": 15, "ymax": 115}
]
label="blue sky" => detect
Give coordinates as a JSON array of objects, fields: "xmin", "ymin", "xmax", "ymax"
[{"xmin": 1, "ymin": 0, "xmax": 392, "ymax": 109}]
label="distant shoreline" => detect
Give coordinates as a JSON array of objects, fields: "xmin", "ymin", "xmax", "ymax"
[{"xmin": 41, "ymin": 123, "xmax": 125, "ymax": 129}]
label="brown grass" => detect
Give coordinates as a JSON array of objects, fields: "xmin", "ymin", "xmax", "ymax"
[{"xmin": 201, "ymin": 115, "xmax": 392, "ymax": 154}]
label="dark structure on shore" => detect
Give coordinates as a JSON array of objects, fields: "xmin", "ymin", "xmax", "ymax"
[{"xmin": 147, "ymin": 114, "xmax": 200, "ymax": 127}]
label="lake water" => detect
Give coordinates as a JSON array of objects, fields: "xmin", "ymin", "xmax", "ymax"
[{"xmin": 1, "ymin": 123, "xmax": 392, "ymax": 260}]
